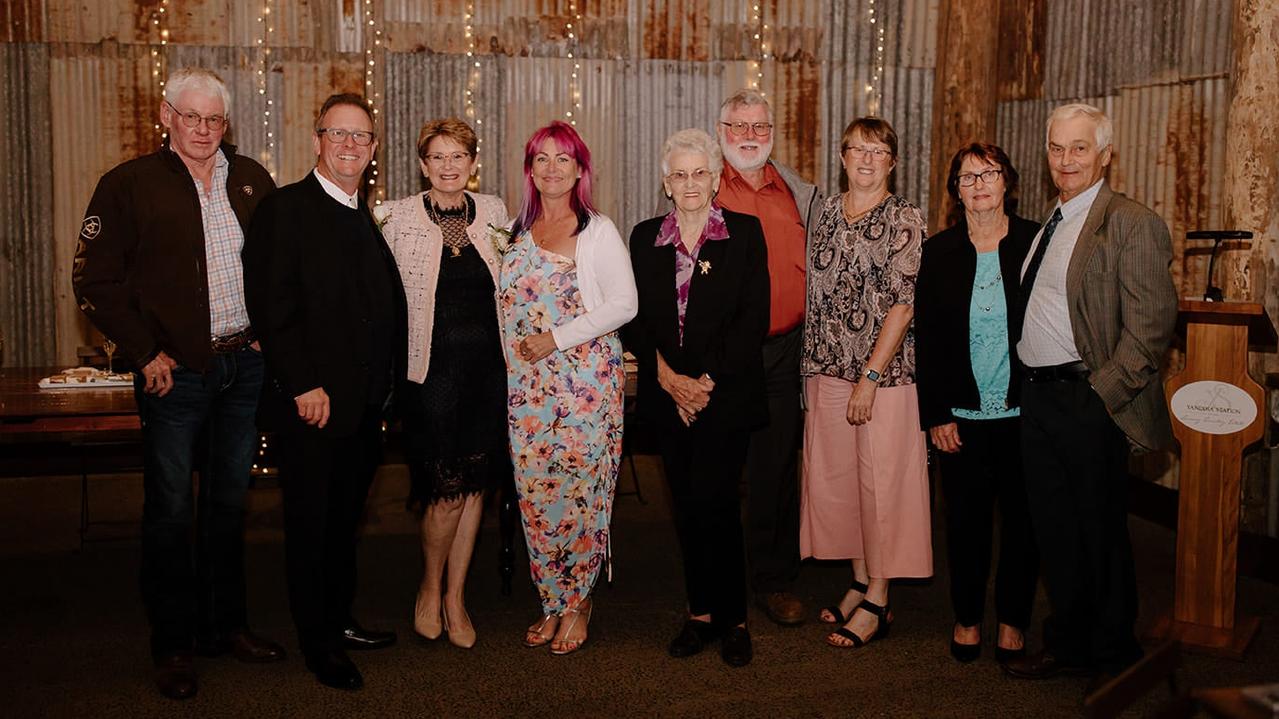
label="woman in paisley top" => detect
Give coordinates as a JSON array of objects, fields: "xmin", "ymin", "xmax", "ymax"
[
  {"xmin": 378, "ymin": 118, "xmax": 510, "ymax": 649},
  {"xmin": 498, "ymin": 121, "xmax": 637, "ymax": 655},
  {"xmin": 801, "ymin": 117, "xmax": 932, "ymax": 649},
  {"xmin": 915, "ymin": 143, "xmax": 1039, "ymax": 664}
]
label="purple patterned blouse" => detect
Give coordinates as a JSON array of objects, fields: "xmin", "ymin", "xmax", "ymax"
[{"xmin": 653, "ymin": 203, "xmax": 731, "ymax": 344}]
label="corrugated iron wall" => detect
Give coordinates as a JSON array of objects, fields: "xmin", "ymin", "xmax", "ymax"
[
  {"xmin": 0, "ymin": 42, "xmax": 55, "ymax": 366},
  {"xmin": 997, "ymin": 0, "xmax": 1232, "ymax": 300},
  {"xmin": 0, "ymin": 0, "xmax": 1236, "ymax": 373},
  {"xmin": 1, "ymin": 0, "xmax": 941, "ymax": 366},
  {"xmin": 994, "ymin": 0, "xmax": 1234, "ymax": 491}
]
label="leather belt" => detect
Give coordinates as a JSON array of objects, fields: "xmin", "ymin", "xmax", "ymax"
[
  {"xmin": 211, "ymin": 327, "xmax": 254, "ymax": 353},
  {"xmin": 1023, "ymin": 360, "xmax": 1090, "ymax": 383}
]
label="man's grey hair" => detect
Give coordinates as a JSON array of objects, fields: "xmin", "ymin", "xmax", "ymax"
[
  {"xmin": 661, "ymin": 128, "xmax": 723, "ymax": 176},
  {"xmin": 719, "ymin": 88, "xmax": 773, "ymax": 124},
  {"xmin": 1046, "ymin": 103, "xmax": 1112, "ymax": 150},
  {"xmin": 164, "ymin": 67, "xmax": 231, "ymax": 114}
]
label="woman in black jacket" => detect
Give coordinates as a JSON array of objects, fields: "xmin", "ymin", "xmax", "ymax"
[
  {"xmin": 915, "ymin": 143, "xmax": 1039, "ymax": 665},
  {"xmin": 626, "ymin": 128, "xmax": 769, "ymax": 668}
]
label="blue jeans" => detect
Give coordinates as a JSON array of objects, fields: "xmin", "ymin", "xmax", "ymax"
[{"xmin": 134, "ymin": 347, "xmax": 263, "ymax": 660}]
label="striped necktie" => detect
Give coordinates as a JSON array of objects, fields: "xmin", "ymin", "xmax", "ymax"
[{"xmin": 1018, "ymin": 207, "xmax": 1064, "ymax": 315}]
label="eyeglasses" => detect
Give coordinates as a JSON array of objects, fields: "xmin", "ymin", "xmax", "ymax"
[
  {"xmin": 316, "ymin": 127, "xmax": 375, "ymax": 146},
  {"xmin": 425, "ymin": 152, "xmax": 471, "ymax": 166},
  {"xmin": 719, "ymin": 121, "xmax": 773, "ymax": 138},
  {"xmin": 165, "ymin": 101, "xmax": 227, "ymax": 131},
  {"xmin": 956, "ymin": 169, "xmax": 1004, "ymax": 187},
  {"xmin": 666, "ymin": 168, "xmax": 715, "ymax": 185},
  {"xmin": 843, "ymin": 145, "xmax": 892, "ymax": 160}
]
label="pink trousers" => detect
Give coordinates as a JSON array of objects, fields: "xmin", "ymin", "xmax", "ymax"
[{"xmin": 799, "ymin": 375, "xmax": 933, "ymax": 579}]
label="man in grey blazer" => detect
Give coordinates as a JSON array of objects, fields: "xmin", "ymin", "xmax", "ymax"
[{"xmin": 1003, "ymin": 103, "xmax": 1177, "ymax": 689}]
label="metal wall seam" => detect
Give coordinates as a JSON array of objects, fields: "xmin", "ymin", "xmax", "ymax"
[{"xmin": 0, "ymin": 43, "xmax": 56, "ymax": 367}]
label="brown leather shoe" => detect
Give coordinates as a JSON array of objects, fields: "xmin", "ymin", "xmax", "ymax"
[
  {"xmin": 228, "ymin": 630, "xmax": 287, "ymax": 663},
  {"xmin": 196, "ymin": 629, "xmax": 287, "ymax": 663},
  {"xmin": 757, "ymin": 592, "xmax": 805, "ymax": 626},
  {"xmin": 1002, "ymin": 650, "xmax": 1092, "ymax": 680},
  {"xmin": 154, "ymin": 652, "xmax": 197, "ymax": 700}
]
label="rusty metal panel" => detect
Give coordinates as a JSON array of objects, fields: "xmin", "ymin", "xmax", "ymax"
[
  {"xmin": 820, "ymin": 0, "xmax": 937, "ymax": 210},
  {"xmin": 1, "ymin": 0, "xmax": 46, "ymax": 43},
  {"xmin": 48, "ymin": 45, "xmax": 163, "ymax": 364},
  {"xmin": 612, "ymin": 59, "xmax": 725, "ymax": 230},
  {"xmin": 0, "ymin": 43, "xmax": 55, "ymax": 366},
  {"xmin": 1043, "ymin": 0, "xmax": 1232, "ymax": 100},
  {"xmin": 382, "ymin": 51, "xmax": 509, "ymax": 204}
]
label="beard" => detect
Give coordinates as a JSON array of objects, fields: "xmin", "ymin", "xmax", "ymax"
[{"xmin": 721, "ymin": 138, "xmax": 773, "ymax": 173}]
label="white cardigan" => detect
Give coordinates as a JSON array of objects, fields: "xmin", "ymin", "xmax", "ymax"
[
  {"xmin": 376, "ymin": 191, "xmax": 509, "ymax": 384},
  {"xmin": 543, "ymin": 213, "xmax": 639, "ymax": 350}
]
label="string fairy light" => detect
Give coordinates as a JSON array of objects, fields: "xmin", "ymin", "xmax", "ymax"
[
  {"xmin": 150, "ymin": 0, "xmax": 171, "ymax": 139},
  {"xmin": 866, "ymin": 0, "xmax": 887, "ymax": 115},
  {"xmin": 748, "ymin": 3, "xmax": 768, "ymax": 96},
  {"xmin": 363, "ymin": 0, "xmax": 385, "ymax": 203},
  {"xmin": 464, "ymin": 0, "xmax": 483, "ymax": 189},
  {"xmin": 565, "ymin": 1, "xmax": 581, "ymax": 125},
  {"xmin": 257, "ymin": 0, "xmax": 276, "ymax": 178}
]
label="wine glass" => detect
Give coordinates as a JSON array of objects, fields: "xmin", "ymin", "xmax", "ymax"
[{"xmin": 103, "ymin": 339, "xmax": 116, "ymax": 374}]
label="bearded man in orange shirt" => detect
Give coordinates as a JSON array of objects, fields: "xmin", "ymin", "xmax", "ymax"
[{"xmin": 714, "ymin": 89, "xmax": 824, "ymax": 625}]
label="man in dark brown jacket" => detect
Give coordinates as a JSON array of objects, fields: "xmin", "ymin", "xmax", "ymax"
[{"xmin": 72, "ymin": 67, "xmax": 284, "ymax": 701}]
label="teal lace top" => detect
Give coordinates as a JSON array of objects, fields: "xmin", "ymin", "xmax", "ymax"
[{"xmin": 952, "ymin": 250, "xmax": 1019, "ymax": 420}]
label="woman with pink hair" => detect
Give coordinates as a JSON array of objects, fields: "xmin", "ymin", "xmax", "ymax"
[{"xmin": 498, "ymin": 121, "xmax": 637, "ymax": 655}]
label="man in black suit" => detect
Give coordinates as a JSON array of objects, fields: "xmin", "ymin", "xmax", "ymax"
[{"xmin": 242, "ymin": 93, "xmax": 406, "ymax": 691}]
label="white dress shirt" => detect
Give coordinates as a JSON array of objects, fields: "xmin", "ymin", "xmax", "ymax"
[
  {"xmin": 1017, "ymin": 179, "xmax": 1104, "ymax": 367},
  {"xmin": 313, "ymin": 168, "xmax": 359, "ymax": 208}
]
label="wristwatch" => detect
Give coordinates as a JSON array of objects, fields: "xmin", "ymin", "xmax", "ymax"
[{"xmin": 863, "ymin": 368, "xmax": 883, "ymax": 384}]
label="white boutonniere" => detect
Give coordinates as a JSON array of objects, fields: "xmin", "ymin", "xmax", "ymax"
[
  {"xmin": 372, "ymin": 203, "xmax": 391, "ymax": 231},
  {"xmin": 698, "ymin": 259, "xmax": 712, "ymax": 275},
  {"xmin": 488, "ymin": 223, "xmax": 515, "ymax": 255}
]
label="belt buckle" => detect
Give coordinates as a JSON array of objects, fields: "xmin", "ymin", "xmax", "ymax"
[{"xmin": 211, "ymin": 328, "xmax": 251, "ymax": 353}]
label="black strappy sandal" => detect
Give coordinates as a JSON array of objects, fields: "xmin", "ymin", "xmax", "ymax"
[
  {"xmin": 826, "ymin": 598, "xmax": 892, "ymax": 648},
  {"xmin": 819, "ymin": 579, "xmax": 869, "ymax": 625}
]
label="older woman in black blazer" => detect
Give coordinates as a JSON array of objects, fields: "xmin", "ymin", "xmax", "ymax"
[
  {"xmin": 915, "ymin": 142, "xmax": 1039, "ymax": 665},
  {"xmin": 626, "ymin": 128, "xmax": 769, "ymax": 668}
]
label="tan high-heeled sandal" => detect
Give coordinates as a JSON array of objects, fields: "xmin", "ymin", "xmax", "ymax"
[
  {"xmin": 550, "ymin": 600, "xmax": 593, "ymax": 656},
  {"xmin": 523, "ymin": 614, "xmax": 557, "ymax": 648}
]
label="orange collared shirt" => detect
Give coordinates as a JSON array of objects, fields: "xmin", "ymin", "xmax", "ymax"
[{"xmin": 716, "ymin": 161, "xmax": 807, "ymax": 335}]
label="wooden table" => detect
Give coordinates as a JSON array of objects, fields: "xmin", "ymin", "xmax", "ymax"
[
  {"xmin": 0, "ymin": 366, "xmax": 142, "ymax": 547},
  {"xmin": 0, "ymin": 366, "xmax": 140, "ymax": 439}
]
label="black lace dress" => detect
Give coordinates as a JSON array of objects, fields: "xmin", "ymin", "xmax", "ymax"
[{"xmin": 403, "ymin": 195, "xmax": 512, "ymax": 508}]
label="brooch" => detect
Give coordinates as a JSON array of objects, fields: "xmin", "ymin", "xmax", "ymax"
[
  {"xmin": 241, "ymin": 185, "xmax": 254, "ymax": 196},
  {"xmin": 698, "ymin": 260, "xmax": 712, "ymax": 275}
]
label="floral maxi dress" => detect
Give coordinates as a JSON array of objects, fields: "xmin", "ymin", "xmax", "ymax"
[{"xmin": 499, "ymin": 231, "xmax": 625, "ymax": 615}]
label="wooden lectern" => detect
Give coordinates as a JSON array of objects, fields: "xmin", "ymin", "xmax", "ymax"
[{"xmin": 1151, "ymin": 300, "xmax": 1276, "ymax": 658}]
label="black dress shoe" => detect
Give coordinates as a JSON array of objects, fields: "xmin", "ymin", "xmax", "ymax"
[
  {"xmin": 196, "ymin": 630, "xmax": 287, "ymax": 663},
  {"xmin": 305, "ymin": 649, "xmax": 363, "ymax": 691},
  {"xmin": 154, "ymin": 652, "xmax": 197, "ymax": 700},
  {"xmin": 1002, "ymin": 650, "xmax": 1091, "ymax": 680},
  {"xmin": 720, "ymin": 626, "xmax": 753, "ymax": 668},
  {"xmin": 668, "ymin": 619, "xmax": 718, "ymax": 658},
  {"xmin": 341, "ymin": 622, "xmax": 397, "ymax": 650},
  {"xmin": 950, "ymin": 638, "xmax": 981, "ymax": 663},
  {"xmin": 994, "ymin": 645, "xmax": 1026, "ymax": 665}
]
